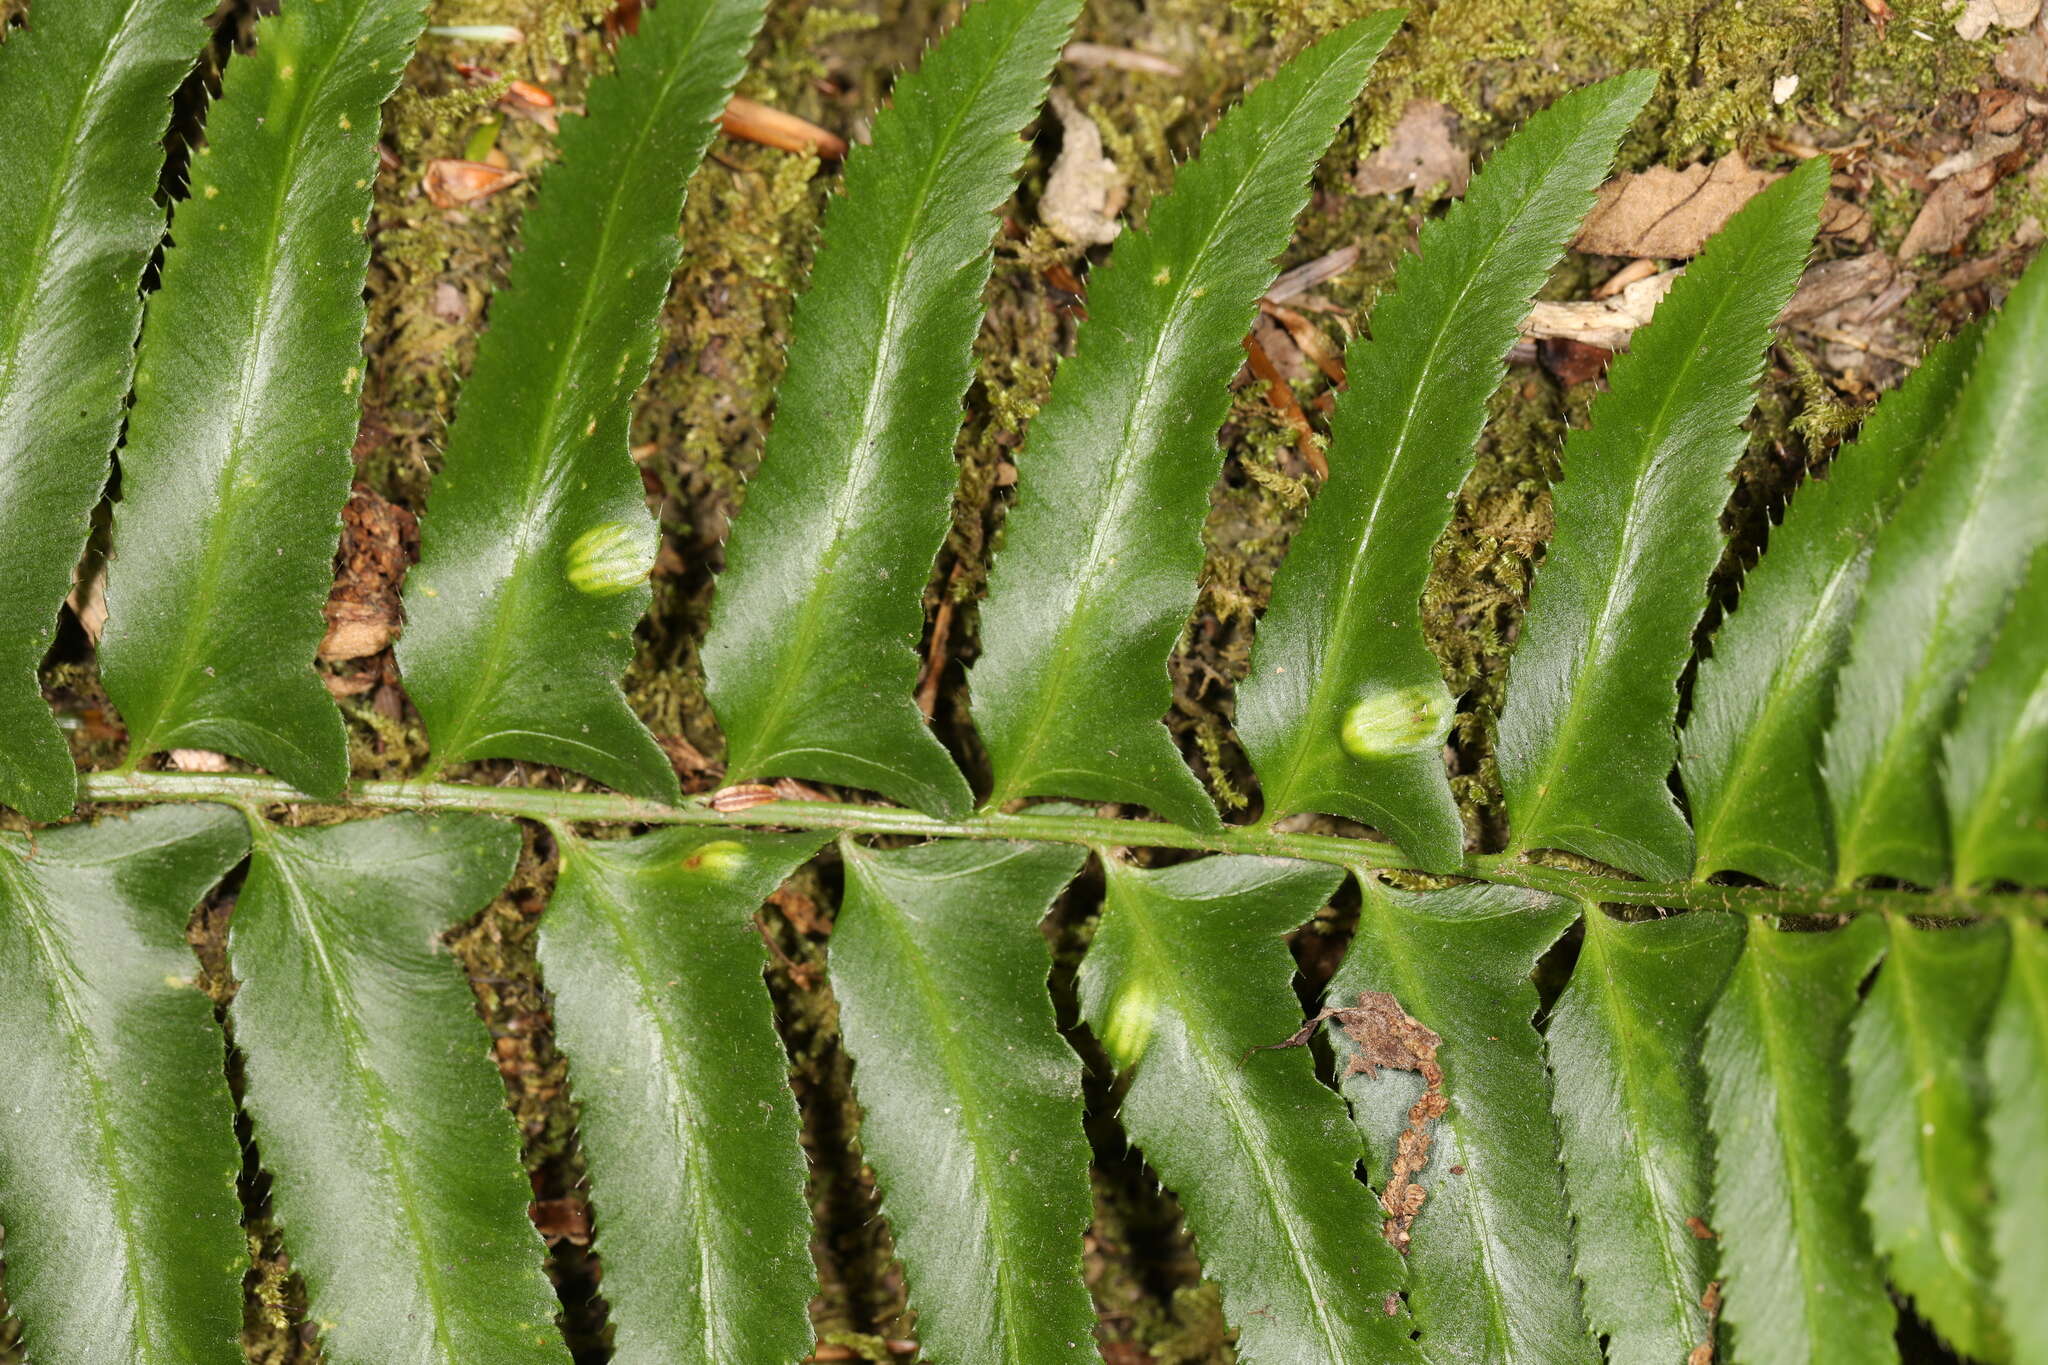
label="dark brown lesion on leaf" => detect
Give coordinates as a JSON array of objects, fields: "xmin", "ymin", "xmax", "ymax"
[{"xmin": 1246, "ymin": 989, "xmax": 1447, "ymax": 1253}]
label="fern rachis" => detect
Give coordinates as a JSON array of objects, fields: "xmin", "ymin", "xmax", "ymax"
[{"xmin": 0, "ymin": 2, "xmax": 2043, "ymax": 1361}]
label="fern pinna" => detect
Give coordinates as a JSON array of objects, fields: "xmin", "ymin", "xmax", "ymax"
[{"xmin": 0, "ymin": 0, "xmax": 2042, "ymax": 1359}]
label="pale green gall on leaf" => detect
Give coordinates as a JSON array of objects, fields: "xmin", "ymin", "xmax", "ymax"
[
  {"xmin": 1339, "ymin": 685, "xmax": 1454, "ymax": 760},
  {"xmin": 565, "ymin": 520, "xmax": 656, "ymax": 596}
]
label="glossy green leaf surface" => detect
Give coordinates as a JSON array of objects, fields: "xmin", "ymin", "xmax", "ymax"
[
  {"xmin": 1846, "ymin": 917, "xmax": 2007, "ymax": 1360},
  {"xmin": 1236, "ymin": 72, "xmax": 1651, "ymax": 870},
  {"xmin": 970, "ymin": 13, "xmax": 1399, "ymax": 831},
  {"xmin": 1825, "ymin": 254, "xmax": 2048, "ymax": 887},
  {"xmin": 541, "ymin": 826, "xmax": 825, "ymax": 1364},
  {"xmin": 399, "ymin": 0, "xmax": 768, "ymax": 802},
  {"xmin": 833, "ymin": 839, "xmax": 1096, "ymax": 1363},
  {"xmin": 0, "ymin": 0, "xmax": 210, "ymax": 821},
  {"xmin": 1333, "ymin": 876, "xmax": 1592, "ymax": 1365},
  {"xmin": 1703, "ymin": 915, "xmax": 1893, "ymax": 1365},
  {"xmin": 99, "ymin": 0, "xmax": 428, "ymax": 795},
  {"xmin": 702, "ymin": 0, "xmax": 1080, "ymax": 818},
  {"xmin": 229, "ymin": 814, "xmax": 568, "ymax": 1363},
  {"xmin": 1988, "ymin": 918, "xmax": 2048, "ymax": 1365},
  {"xmin": 1683, "ymin": 328, "xmax": 1978, "ymax": 887},
  {"xmin": 1945, "ymin": 544, "xmax": 2048, "ymax": 890},
  {"xmin": 1546, "ymin": 908, "xmax": 1742, "ymax": 1364},
  {"xmin": 0, "ymin": 806, "xmax": 247, "ymax": 1363},
  {"xmin": 1080, "ymin": 854, "xmax": 1418, "ymax": 1365},
  {"xmin": 1498, "ymin": 159, "xmax": 1826, "ymax": 881}
]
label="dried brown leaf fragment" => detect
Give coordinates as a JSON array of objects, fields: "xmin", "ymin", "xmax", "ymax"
[{"xmin": 1247, "ymin": 989, "xmax": 1447, "ymax": 1253}]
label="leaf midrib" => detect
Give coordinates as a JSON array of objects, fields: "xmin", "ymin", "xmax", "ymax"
[
  {"xmin": 1513, "ymin": 227, "xmax": 1780, "ymax": 859},
  {"xmin": 257, "ymin": 839, "xmax": 464, "ymax": 1362},
  {"xmin": 430, "ymin": 8, "xmax": 725, "ymax": 765},
  {"xmin": 0, "ymin": 0, "xmax": 153, "ymax": 407},
  {"xmin": 1583, "ymin": 920, "xmax": 1702, "ymax": 1346},
  {"xmin": 1749, "ymin": 937, "xmax": 1853, "ymax": 1346},
  {"xmin": 1360, "ymin": 894, "xmax": 1522, "ymax": 1355},
  {"xmin": 737, "ymin": 1, "xmax": 1035, "ymax": 774},
  {"xmin": 573, "ymin": 853, "xmax": 735, "ymax": 1359},
  {"xmin": 993, "ymin": 48, "xmax": 1363, "ymax": 805},
  {"xmin": 848, "ymin": 848, "xmax": 1045, "ymax": 1363},
  {"xmin": 119, "ymin": 0, "xmax": 372, "ymax": 764},
  {"xmin": 1689, "ymin": 539, "xmax": 1868, "ymax": 881},
  {"xmin": 1833, "ymin": 301, "xmax": 2044, "ymax": 886},
  {"xmin": 1265, "ymin": 119, "xmax": 1600, "ymax": 820},
  {"xmin": 2, "ymin": 857, "xmax": 166, "ymax": 1360},
  {"xmin": 1116, "ymin": 876, "xmax": 1356, "ymax": 1359}
]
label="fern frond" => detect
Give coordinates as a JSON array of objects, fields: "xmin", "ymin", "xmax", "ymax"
[
  {"xmin": 100, "ymin": 0, "xmax": 430, "ymax": 795},
  {"xmin": 702, "ymin": 0, "xmax": 1083, "ymax": 819},
  {"xmin": 1546, "ymin": 908, "xmax": 1742, "ymax": 1363},
  {"xmin": 1847, "ymin": 918, "xmax": 2008, "ymax": 1359},
  {"xmin": 398, "ymin": 0, "xmax": 769, "ymax": 802},
  {"xmin": 0, "ymin": 0, "xmax": 213, "ymax": 820},
  {"xmin": 1988, "ymin": 918, "xmax": 2048, "ymax": 1362},
  {"xmin": 1684, "ymin": 326, "xmax": 1982, "ymax": 887},
  {"xmin": 1496, "ymin": 157, "xmax": 1829, "ymax": 880},
  {"xmin": 229, "ymin": 814, "xmax": 568, "ymax": 1362},
  {"xmin": 1703, "ymin": 915, "xmax": 1896, "ymax": 1365},
  {"xmin": 970, "ymin": 12, "xmax": 1402, "ymax": 831},
  {"xmin": 1081, "ymin": 854, "xmax": 1420, "ymax": 1364},
  {"xmin": 540, "ymin": 827, "xmax": 827, "ymax": 1361},
  {"xmin": 1237, "ymin": 71, "xmax": 1652, "ymax": 870},
  {"xmin": 0, "ymin": 806, "xmax": 248, "ymax": 1362},
  {"xmin": 1944, "ymin": 543, "xmax": 2048, "ymax": 890},
  {"xmin": 1825, "ymin": 255, "xmax": 2048, "ymax": 888},
  {"xmin": 832, "ymin": 839, "xmax": 1097, "ymax": 1364},
  {"xmin": 1333, "ymin": 879, "xmax": 1592, "ymax": 1364}
]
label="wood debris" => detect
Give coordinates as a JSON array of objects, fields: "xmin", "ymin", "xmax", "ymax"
[
  {"xmin": 1061, "ymin": 41, "xmax": 1182, "ymax": 76},
  {"xmin": 720, "ymin": 96, "xmax": 847, "ymax": 159},
  {"xmin": 1041, "ymin": 89, "xmax": 1126, "ymax": 246},
  {"xmin": 1352, "ymin": 100, "xmax": 1468, "ymax": 199},
  {"xmin": 1266, "ymin": 244, "xmax": 1359, "ymax": 303}
]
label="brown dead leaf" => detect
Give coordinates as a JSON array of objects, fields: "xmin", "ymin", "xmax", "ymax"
[
  {"xmin": 1539, "ymin": 338, "xmax": 1613, "ymax": 386},
  {"xmin": 1687, "ymin": 1216, "xmax": 1717, "ymax": 1240},
  {"xmin": 1998, "ymin": 27, "xmax": 2048, "ymax": 88},
  {"xmin": 1576, "ymin": 154, "xmax": 1777, "ymax": 257},
  {"xmin": 768, "ymin": 885, "xmax": 831, "ymax": 937},
  {"xmin": 1352, "ymin": 100, "xmax": 1468, "ymax": 198},
  {"xmin": 423, "ymin": 157, "xmax": 523, "ymax": 209},
  {"xmin": 530, "ymin": 1197, "xmax": 591, "ymax": 1245},
  {"xmin": 1041, "ymin": 89, "xmax": 1126, "ymax": 246},
  {"xmin": 1259, "ymin": 300, "xmax": 1346, "ymax": 386},
  {"xmin": 1900, "ymin": 170, "xmax": 1998, "ymax": 259},
  {"xmin": 1955, "ymin": 0, "xmax": 2040, "ymax": 40},
  {"xmin": 1243, "ymin": 331, "xmax": 1324, "ymax": 478},
  {"xmin": 320, "ymin": 485, "xmax": 415, "ymax": 662},
  {"xmin": 1249, "ymin": 990, "xmax": 1445, "ymax": 1254}
]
